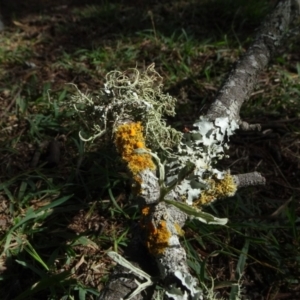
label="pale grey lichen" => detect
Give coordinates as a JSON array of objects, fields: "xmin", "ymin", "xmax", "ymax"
[
  {"xmin": 164, "ymin": 116, "xmax": 239, "ymax": 205},
  {"xmin": 69, "ymin": 63, "xmax": 182, "ymax": 153}
]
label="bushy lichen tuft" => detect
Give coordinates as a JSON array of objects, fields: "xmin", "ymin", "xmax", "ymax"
[{"xmin": 70, "ymin": 63, "xmax": 182, "ymax": 154}]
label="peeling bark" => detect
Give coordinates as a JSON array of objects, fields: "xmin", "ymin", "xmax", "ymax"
[{"xmin": 98, "ymin": 264, "xmax": 145, "ymax": 300}]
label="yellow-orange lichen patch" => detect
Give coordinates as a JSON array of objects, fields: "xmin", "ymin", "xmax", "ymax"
[
  {"xmin": 136, "ymin": 141, "xmax": 144, "ymax": 148},
  {"xmin": 195, "ymin": 173, "xmax": 237, "ymax": 206},
  {"xmin": 114, "ymin": 122, "xmax": 156, "ymax": 175},
  {"xmin": 131, "ymin": 174, "xmax": 143, "ymax": 195},
  {"xmin": 174, "ymin": 222, "xmax": 184, "ymax": 236},
  {"xmin": 141, "ymin": 206, "xmax": 150, "ymax": 216},
  {"xmin": 145, "ymin": 220, "xmax": 171, "ymax": 256}
]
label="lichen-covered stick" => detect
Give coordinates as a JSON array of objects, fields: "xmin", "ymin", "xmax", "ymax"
[
  {"xmin": 70, "ymin": 66, "xmax": 262, "ymax": 300},
  {"xmin": 206, "ymin": 0, "xmax": 300, "ymax": 129},
  {"xmin": 68, "ymin": 1, "xmax": 300, "ymax": 299}
]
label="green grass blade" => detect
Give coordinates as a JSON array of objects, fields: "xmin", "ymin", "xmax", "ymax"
[
  {"xmin": 15, "ymin": 259, "xmax": 46, "ymax": 278},
  {"xmin": 36, "ymin": 194, "xmax": 73, "ymax": 213},
  {"xmin": 108, "ymin": 187, "xmax": 129, "ymax": 219},
  {"xmin": 2, "ymin": 209, "xmax": 37, "ymax": 254},
  {"xmin": 24, "ymin": 241, "xmax": 49, "ymax": 271},
  {"xmin": 12, "ymin": 271, "xmax": 73, "ymax": 300},
  {"xmin": 164, "ymin": 199, "xmax": 228, "ymax": 225},
  {"xmin": 235, "ymin": 239, "xmax": 250, "ymax": 279},
  {"xmin": 229, "ymin": 238, "xmax": 250, "ymax": 299}
]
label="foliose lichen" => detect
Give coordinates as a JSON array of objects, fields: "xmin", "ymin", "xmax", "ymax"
[{"xmin": 164, "ymin": 116, "xmax": 239, "ymax": 206}]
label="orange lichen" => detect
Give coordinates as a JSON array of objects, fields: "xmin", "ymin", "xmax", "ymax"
[
  {"xmin": 145, "ymin": 220, "xmax": 171, "ymax": 256},
  {"xmin": 114, "ymin": 122, "xmax": 156, "ymax": 175},
  {"xmin": 131, "ymin": 174, "xmax": 143, "ymax": 195},
  {"xmin": 141, "ymin": 206, "xmax": 150, "ymax": 216},
  {"xmin": 195, "ymin": 173, "xmax": 237, "ymax": 206},
  {"xmin": 136, "ymin": 141, "xmax": 144, "ymax": 148}
]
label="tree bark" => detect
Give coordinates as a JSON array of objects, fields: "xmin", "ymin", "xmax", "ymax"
[{"xmin": 206, "ymin": 0, "xmax": 300, "ymax": 129}]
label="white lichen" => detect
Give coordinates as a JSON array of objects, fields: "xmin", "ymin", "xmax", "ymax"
[{"xmin": 164, "ymin": 116, "xmax": 239, "ymax": 205}]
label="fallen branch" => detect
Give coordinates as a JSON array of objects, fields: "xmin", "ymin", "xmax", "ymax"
[{"xmin": 67, "ymin": 1, "xmax": 300, "ymax": 299}]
